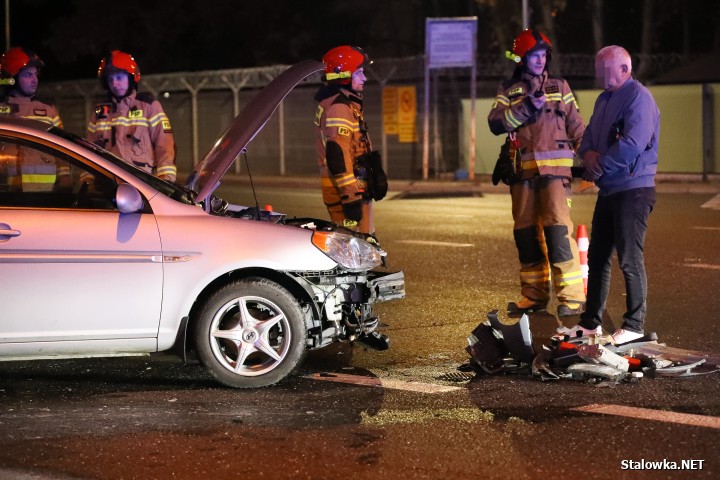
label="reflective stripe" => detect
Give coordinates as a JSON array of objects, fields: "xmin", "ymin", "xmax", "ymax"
[
  {"xmin": 533, "ymin": 158, "xmax": 574, "ymax": 168},
  {"xmin": 554, "ymin": 270, "xmax": 584, "ymax": 286},
  {"xmin": 21, "ymin": 173, "xmax": 56, "ymax": 184},
  {"xmin": 91, "ymin": 117, "xmax": 152, "ymax": 130},
  {"xmin": 148, "ymin": 112, "xmax": 168, "ymax": 127},
  {"xmin": 494, "ymin": 95, "xmax": 510, "ymax": 107},
  {"xmin": 520, "ymin": 158, "xmax": 574, "ymax": 170},
  {"xmin": 325, "ymin": 117, "xmax": 358, "ymax": 130},
  {"xmin": 520, "ymin": 269, "xmax": 550, "ymax": 283},
  {"xmin": 156, "ymin": 165, "xmax": 177, "ymax": 176},
  {"xmin": 504, "ymin": 110, "xmax": 522, "ymax": 128},
  {"xmin": 335, "ymin": 173, "xmax": 356, "ymax": 187},
  {"xmin": 25, "ymin": 114, "xmax": 60, "ymax": 126},
  {"xmin": 325, "ymin": 71, "xmax": 351, "ymax": 81}
]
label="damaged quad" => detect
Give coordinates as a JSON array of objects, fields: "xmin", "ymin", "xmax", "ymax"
[{"xmin": 464, "ymin": 310, "xmax": 720, "ymax": 385}]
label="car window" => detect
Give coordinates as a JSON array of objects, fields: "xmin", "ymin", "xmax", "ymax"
[
  {"xmin": 0, "ymin": 136, "xmax": 117, "ymax": 210},
  {"xmin": 50, "ymin": 127, "xmax": 195, "ymax": 205}
]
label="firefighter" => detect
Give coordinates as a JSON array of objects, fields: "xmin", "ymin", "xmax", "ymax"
[
  {"xmin": 314, "ymin": 45, "xmax": 377, "ymax": 236},
  {"xmin": 0, "ymin": 47, "xmax": 68, "ymax": 192},
  {"xmin": 87, "ymin": 50, "xmax": 176, "ymax": 182},
  {"xmin": 488, "ymin": 29, "xmax": 586, "ymax": 317}
]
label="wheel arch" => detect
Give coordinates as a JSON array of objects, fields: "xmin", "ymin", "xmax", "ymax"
[{"xmin": 177, "ymin": 267, "xmax": 319, "ymax": 356}]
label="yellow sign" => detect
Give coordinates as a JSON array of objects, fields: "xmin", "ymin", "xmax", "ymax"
[
  {"xmin": 382, "ymin": 87, "xmax": 398, "ymax": 135},
  {"xmin": 397, "ymin": 86, "xmax": 417, "ymax": 143}
]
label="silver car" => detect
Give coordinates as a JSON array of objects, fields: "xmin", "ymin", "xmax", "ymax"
[{"xmin": 0, "ymin": 60, "xmax": 404, "ymax": 388}]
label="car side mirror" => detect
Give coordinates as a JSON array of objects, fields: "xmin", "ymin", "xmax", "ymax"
[{"xmin": 116, "ymin": 183, "xmax": 144, "ymax": 213}]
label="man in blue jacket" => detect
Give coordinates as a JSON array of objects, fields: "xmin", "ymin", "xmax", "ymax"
[{"xmin": 556, "ymin": 45, "xmax": 660, "ymax": 345}]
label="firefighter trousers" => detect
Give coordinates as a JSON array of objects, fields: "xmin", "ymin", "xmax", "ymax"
[
  {"xmin": 321, "ymin": 178, "xmax": 375, "ymax": 234},
  {"xmin": 510, "ymin": 176, "xmax": 585, "ymax": 304}
]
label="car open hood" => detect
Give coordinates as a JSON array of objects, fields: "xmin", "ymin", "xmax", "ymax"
[{"xmin": 187, "ymin": 60, "xmax": 324, "ymax": 202}]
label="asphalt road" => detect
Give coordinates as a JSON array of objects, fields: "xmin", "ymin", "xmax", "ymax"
[{"xmin": 1, "ymin": 180, "xmax": 719, "ymax": 479}]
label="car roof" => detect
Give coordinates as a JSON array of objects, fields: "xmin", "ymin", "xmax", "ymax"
[{"xmin": 0, "ymin": 115, "xmax": 54, "ymax": 133}]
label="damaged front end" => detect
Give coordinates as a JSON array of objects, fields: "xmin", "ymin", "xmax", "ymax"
[{"xmin": 284, "ymin": 218, "xmax": 405, "ymax": 351}]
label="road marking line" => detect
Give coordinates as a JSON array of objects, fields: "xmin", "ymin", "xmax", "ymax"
[
  {"xmin": 701, "ymin": 193, "xmax": 720, "ymax": 210},
  {"xmin": 396, "ymin": 240, "xmax": 474, "ymax": 248},
  {"xmin": 572, "ymin": 404, "xmax": 720, "ymax": 430},
  {"xmin": 304, "ymin": 372, "xmax": 462, "ymax": 393},
  {"xmin": 692, "ymin": 226, "xmax": 720, "ymax": 231},
  {"xmin": 684, "ymin": 263, "xmax": 720, "ymax": 270}
]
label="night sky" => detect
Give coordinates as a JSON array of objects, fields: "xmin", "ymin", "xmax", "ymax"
[{"xmin": 3, "ymin": 0, "xmax": 719, "ymax": 81}]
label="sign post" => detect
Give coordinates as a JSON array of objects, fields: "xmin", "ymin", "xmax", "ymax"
[{"xmin": 424, "ymin": 17, "xmax": 477, "ymax": 180}]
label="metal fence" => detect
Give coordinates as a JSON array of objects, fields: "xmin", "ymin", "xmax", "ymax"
[{"xmin": 42, "ymin": 53, "xmax": 691, "ymax": 180}]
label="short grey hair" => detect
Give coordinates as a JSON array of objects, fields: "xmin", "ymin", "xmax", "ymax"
[{"xmin": 597, "ymin": 45, "xmax": 632, "ymax": 74}]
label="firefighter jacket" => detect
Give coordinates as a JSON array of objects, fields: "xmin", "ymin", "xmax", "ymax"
[
  {"xmin": 488, "ymin": 72, "xmax": 584, "ymax": 180},
  {"xmin": 87, "ymin": 90, "xmax": 177, "ymax": 181},
  {"xmin": 314, "ymin": 86, "xmax": 371, "ymax": 208},
  {"xmin": 0, "ymin": 94, "xmax": 67, "ymax": 191}
]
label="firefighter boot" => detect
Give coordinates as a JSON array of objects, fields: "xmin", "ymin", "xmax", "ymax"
[
  {"xmin": 507, "ymin": 296, "xmax": 548, "ymax": 315},
  {"xmin": 557, "ymin": 302, "xmax": 585, "ymax": 317}
]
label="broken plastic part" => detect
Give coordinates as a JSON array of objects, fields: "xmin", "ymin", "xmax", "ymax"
[
  {"xmin": 487, "ymin": 311, "xmax": 535, "ymax": 363},
  {"xmin": 578, "ymin": 343, "xmax": 630, "ymax": 372},
  {"xmin": 532, "ymin": 353, "xmax": 560, "ymax": 381},
  {"xmin": 567, "ymin": 363, "xmax": 625, "ymax": 381},
  {"xmin": 465, "ymin": 320, "xmax": 508, "ymax": 365},
  {"xmin": 653, "ymin": 359, "xmax": 706, "ymax": 377}
]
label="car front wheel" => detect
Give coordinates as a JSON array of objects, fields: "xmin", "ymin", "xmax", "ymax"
[{"xmin": 195, "ymin": 278, "xmax": 307, "ymax": 388}]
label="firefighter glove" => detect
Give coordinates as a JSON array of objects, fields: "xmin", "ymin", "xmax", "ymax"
[
  {"xmin": 342, "ymin": 200, "xmax": 363, "ymax": 222},
  {"xmin": 527, "ymin": 72, "xmax": 547, "ymax": 96},
  {"xmin": 492, "ymin": 138, "xmax": 515, "ymax": 185}
]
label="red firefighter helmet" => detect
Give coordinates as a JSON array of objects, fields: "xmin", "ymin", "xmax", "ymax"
[
  {"xmin": 322, "ymin": 46, "xmax": 371, "ymax": 84},
  {"xmin": 507, "ymin": 29, "xmax": 552, "ymax": 64},
  {"xmin": 0, "ymin": 47, "xmax": 44, "ymax": 78},
  {"xmin": 98, "ymin": 50, "xmax": 141, "ymax": 83}
]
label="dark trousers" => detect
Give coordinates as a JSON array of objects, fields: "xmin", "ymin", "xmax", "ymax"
[{"xmin": 579, "ymin": 187, "xmax": 656, "ymax": 333}]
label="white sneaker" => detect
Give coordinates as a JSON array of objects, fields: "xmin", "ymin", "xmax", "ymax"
[
  {"xmin": 611, "ymin": 329, "xmax": 644, "ymax": 345},
  {"xmin": 553, "ymin": 324, "xmax": 602, "ymax": 340}
]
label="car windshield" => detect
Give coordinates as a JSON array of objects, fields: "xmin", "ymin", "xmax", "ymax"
[{"xmin": 49, "ymin": 126, "xmax": 195, "ymax": 205}]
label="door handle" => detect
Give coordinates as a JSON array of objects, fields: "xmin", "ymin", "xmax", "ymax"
[{"xmin": 0, "ymin": 228, "xmax": 21, "ymax": 238}]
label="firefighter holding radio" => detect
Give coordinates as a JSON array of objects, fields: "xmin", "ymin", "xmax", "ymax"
[{"xmin": 488, "ymin": 29, "xmax": 586, "ymax": 318}]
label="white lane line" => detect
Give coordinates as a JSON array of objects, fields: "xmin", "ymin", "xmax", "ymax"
[
  {"xmin": 701, "ymin": 193, "xmax": 720, "ymax": 210},
  {"xmin": 684, "ymin": 263, "xmax": 720, "ymax": 270},
  {"xmin": 396, "ymin": 240, "xmax": 474, "ymax": 248},
  {"xmin": 304, "ymin": 372, "xmax": 462, "ymax": 394},
  {"xmin": 692, "ymin": 226, "xmax": 720, "ymax": 231},
  {"xmin": 573, "ymin": 404, "xmax": 720, "ymax": 430}
]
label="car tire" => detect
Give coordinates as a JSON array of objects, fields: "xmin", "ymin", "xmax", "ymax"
[{"xmin": 195, "ymin": 277, "xmax": 307, "ymax": 388}]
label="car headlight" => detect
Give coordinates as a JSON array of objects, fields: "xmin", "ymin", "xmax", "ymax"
[{"xmin": 311, "ymin": 231, "xmax": 382, "ymax": 272}]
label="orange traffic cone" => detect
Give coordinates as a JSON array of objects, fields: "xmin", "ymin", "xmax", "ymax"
[{"xmin": 577, "ymin": 224, "xmax": 589, "ymax": 295}]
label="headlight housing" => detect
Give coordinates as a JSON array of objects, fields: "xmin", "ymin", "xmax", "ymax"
[{"xmin": 311, "ymin": 231, "xmax": 382, "ymax": 272}]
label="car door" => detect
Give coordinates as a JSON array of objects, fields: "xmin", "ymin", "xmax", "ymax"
[{"xmin": 0, "ymin": 135, "xmax": 163, "ymax": 347}]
